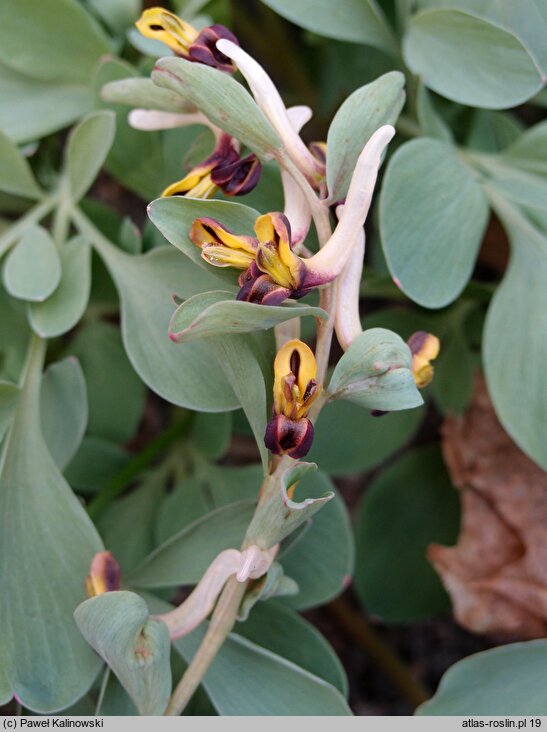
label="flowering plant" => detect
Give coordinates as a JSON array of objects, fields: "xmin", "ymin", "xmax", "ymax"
[{"xmin": 0, "ymin": 0, "xmax": 546, "ymax": 718}]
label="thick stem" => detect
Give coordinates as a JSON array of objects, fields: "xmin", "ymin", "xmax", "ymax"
[{"xmin": 164, "ymin": 575, "xmax": 247, "ymax": 716}]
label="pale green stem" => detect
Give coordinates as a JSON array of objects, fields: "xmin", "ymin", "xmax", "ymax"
[{"xmin": 0, "ymin": 196, "xmax": 57, "ymax": 258}]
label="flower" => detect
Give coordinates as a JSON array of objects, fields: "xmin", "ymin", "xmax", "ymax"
[
  {"xmin": 189, "ymin": 125, "xmax": 395, "ymax": 305},
  {"xmin": 407, "ymin": 331, "xmax": 440, "ymax": 388},
  {"xmin": 264, "ymin": 339, "xmax": 320, "ymax": 458},
  {"xmin": 136, "ymin": 7, "xmax": 239, "ymax": 73},
  {"xmin": 161, "ymin": 132, "xmax": 261, "ymax": 199},
  {"xmin": 85, "ymin": 551, "xmax": 121, "ymax": 598}
]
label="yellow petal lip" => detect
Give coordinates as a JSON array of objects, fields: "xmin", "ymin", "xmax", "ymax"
[
  {"xmin": 136, "ymin": 7, "xmax": 198, "ymax": 55},
  {"xmin": 254, "ymin": 212, "xmax": 304, "ymax": 289},
  {"xmin": 201, "ymin": 245, "xmax": 255, "ymax": 269},
  {"xmin": 161, "ymin": 167, "xmax": 217, "ymax": 198},
  {"xmin": 273, "ymin": 339, "xmax": 319, "ymax": 418},
  {"xmin": 190, "ymin": 217, "xmax": 257, "ymax": 255}
]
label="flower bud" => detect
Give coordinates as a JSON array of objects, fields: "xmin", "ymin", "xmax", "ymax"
[
  {"xmin": 407, "ymin": 331, "xmax": 440, "ymax": 388},
  {"xmin": 85, "ymin": 551, "xmax": 121, "ymax": 598}
]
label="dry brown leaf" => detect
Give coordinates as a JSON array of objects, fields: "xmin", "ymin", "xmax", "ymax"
[{"xmin": 428, "ymin": 375, "xmax": 547, "ymax": 640}]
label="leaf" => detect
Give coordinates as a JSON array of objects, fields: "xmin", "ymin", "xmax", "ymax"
[
  {"xmin": 483, "ymin": 208, "xmax": 547, "ymax": 469},
  {"xmin": 308, "ymin": 398, "xmax": 423, "ymax": 476},
  {"xmin": 171, "ymin": 621, "xmax": 352, "ymax": 715},
  {"xmin": 74, "ymin": 591, "xmax": 171, "ymax": 716},
  {"xmin": 208, "ymin": 334, "xmax": 269, "ymax": 471},
  {"xmin": 40, "ymin": 358, "xmax": 88, "ymax": 471},
  {"xmin": 169, "ymin": 290, "xmax": 326, "ymax": 342},
  {"xmin": 404, "ymin": 9, "xmax": 543, "ymax": 109},
  {"xmin": 246, "ymin": 462, "xmax": 334, "ymax": 550},
  {"xmin": 67, "ymin": 320, "xmax": 145, "ymax": 444},
  {"xmin": 418, "ymin": 640, "xmax": 547, "ymax": 715},
  {"xmin": 98, "ymin": 473, "xmax": 165, "ymax": 574},
  {"xmin": 65, "ymin": 436, "xmax": 130, "ymax": 495},
  {"xmin": 326, "ymin": 71, "xmax": 405, "ymax": 201},
  {"xmin": 416, "ymin": 83, "xmax": 453, "ymax": 143},
  {"xmin": 148, "ymin": 196, "xmax": 259, "ymax": 287},
  {"xmin": 29, "ymin": 236, "xmax": 91, "ymax": 338},
  {"xmin": 259, "ymin": 0, "xmax": 396, "ymax": 53},
  {"xmin": 0, "ymin": 0, "xmax": 110, "ymax": 84},
  {"xmin": 86, "ymin": 0, "xmax": 141, "ymax": 35},
  {"xmin": 89, "ymin": 238, "xmax": 242, "ymax": 412},
  {"xmin": 501, "ymin": 119, "xmax": 547, "ymax": 175},
  {"xmin": 354, "ymin": 446, "xmax": 460, "ymax": 622},
  {"xmin": 279, "ymin": 471, "xmax": 354, "ymax": 610},
  {"xmin": 431, "ymin": 328, "xmax": 476, "ymax": 416},
  {"xmin": 129, "ymin": 500, "xmax": 256, "ymax": 588},
  {"xmin": 380, "ymin": 139, "xmax": 489, "ymax": 308},
  {"xmin": 101, "ymin": 76, "xmax": 195, "ymax": 113},
  {"xmin": 3, "ymin": 225, "xmax": 62, "ymax": 302},
  {"xmin": 0, "ymin": 63, "xmax": 92, "ymax": 145},
  {"xmin": 65, "ymin": 111, "xmax": 116, "ymax": 203},
  {"xmin": 0, "ymin": 129, "xmax": 42, "ymax": 199},
  {"xmin": 191, "ymin": 412, "xmax": 232, "ymax": 461},
  {"xmin": 155, "ymin": 464, "xmax": 263, "ymax": 544},
  {"xmin": 0, "ymin": 338, "xmax": 103, "ymax": 711},
  {"xmin": 152, "ymin": 57, "xmax": 281, "ymax": 157},
  {"xmin": 329, "ymin": 327, "xmax": 423, "ymax": 411},
  {"xmin": 0, "ymin": 381, "xmax": 18, "ymax": 444},
  {"xmin": 237, "ymin": 600, "xmax": 348, "ymax": 696}
]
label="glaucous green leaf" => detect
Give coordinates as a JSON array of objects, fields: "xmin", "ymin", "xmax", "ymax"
[
  {"xmin": 501, "ymin": 119, "xmax": 547, "ymax": 175},
  {"xmin": 68, "ymin": 320, "xmax": 145, "ymax": 444},
  {"xmin": 155, "ymin": 464, "xmax": 262, "ymax": 544},
  {"xmin": 65, "ymin": 111, "xmax": 116, "ymax": 203},
  {"xmin": 246, "ymin": 462, "xmax": 334, "ymax": 550},
  {"xmin": 416, "ymin": 83, "xmax": 453, "ymax": 143},
  {"xmin": 101, "ymin": 76, "xmax": 195, "ymax": 113},
  {"xmin": 431, "ymin": 328, "xmax": 476, "ymax": 416},
  {"xmin": 418, "ymin": 640, "xmax": 547, "ymax": 715},
  {"xmin": 238, "ymin": 600, "xmax": 348, "ymax": 696},
  {"xmin": 148, "ymin": 196, "xmax": 258, "ymax": 287},
  {"xmin": 0, "ymin": 63, "xmax": 92, "ymax": 144},
  {"xmin": 0, "ymin": 338, "xmax": 103, "ymax": 712},
  {"xmin": 308, "ymin": 398, "xmax": 423, "ymax": 476},
  {"xmin": 0, "ymin": 381, "xmax": 18, "ymax": 444},
  {"xmin": 29, "ymin": 236, "xmax": 91, "ymax": 338},
  {"xmin": 86, "ymin": 0, "xmax": 141, "ymax": 34},
  {"xmin": 465, "ymin": 109, "xmax": 523, "ymax": 152},
  {"xmin": 259, "ymin": 0, "xmax": 396, "ymax": 54},
  {"xmin": 3, "ymin": 225, "xmax": 62, "ymax": 302},
  {"xmin": 98, "ymin": 473, "xmax": 165, "ymax": 574},
  {"xmin": 483, "ymin": 203, "xmax": 547, "ymax": 469},
  {"xmin": 404, "ymin": 9, "xmax": 543, "ymax": 109},
  {"xmin": 65, "ymin": 436, "xmax": 130, "ymax": 495},
  {"xmin": 129, "ymin": 500, "xmax": 256, "ymax": 588},
  {"xmin": 152, "ymin": 57, "xmax": 280, "ymax": 157},
  {"xmin": 0, "ymin": 129, "xmax": 42, "ymax": 199},
  {"xmin": 279, "ymin": 471, "xmax": 354, "ymax": 610},
  {"xmin": 329, "ymin": 327, "xmax": 423, "ymax": 411},
  {"xmin": 40, "ymin": 358, "xmax": 88, "ymax": 471},
  {"xmin": 191, "ymin": 411, "xmax": 232, "ymax": 460},
  {"xmin": 326, "ymin": 71, "xmax": 405, "ymax": 201},
  {"xmin": 169, "ymin": 290, "xmax": 326, "ymax": 342},
  {"xmin": 208, "ymin": 334, "xmax": 269, "ymax": 470},
  {"xmin": 172, "ymin": 622, "xmax": 351, "ymax": 715},
  {"xmin": 75, "ymin": 591, "xmax": 171, "ymax": 715},
  {"xmin": 380, "ymin": 139, "xmax": 489, "ymax": 308},
  {"xmin": 354, "ymin": 445, "xmax": 460, "ymax": 621},
  {"xmin": 84, "ymin": 219, "xmax": 243, "ymax": 412},
  {"xmin": 0, "ymin": 0, "xmax": 110, "ymax": 84}
]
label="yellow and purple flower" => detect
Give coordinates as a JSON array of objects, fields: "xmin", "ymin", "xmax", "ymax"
[
  {"xmin": 407, "ymin": 331, "xmax": 440, "ymax": 388},
  {"xmin": 162, "ymin": 133, "xmax": 262, "ymax": 199},
  {"xmin": 85, "ymin": 551, "xmax": 121, "ymax": 598},
  {"xmin": 264, "ymin": 339, "xmax": 320, "ymax": 458},
  {"xmin": 136, "ymin": 7, "xmax": 239, "ymax": 73}
]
